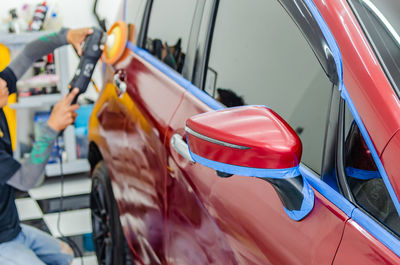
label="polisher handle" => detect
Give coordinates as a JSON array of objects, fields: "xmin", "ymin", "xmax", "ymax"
[{"xmin": 68, "ymin": 27, "xmax": 105, "ymax": 104}]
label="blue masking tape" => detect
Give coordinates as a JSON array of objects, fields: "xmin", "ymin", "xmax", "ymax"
[
  {"xmin": 126, "ymin": 42, "xmax": 224, "ymax": 110},
  {"xmin": 303, "ymin": 0, "xmax": 400, "ymax": 256},
  {"xmin": 284, "ymin": 179, "xmax": 315, "ymax": 221},
  {"xmin": 352, "ymin": 208, "xmax": 400, "ymax": 257},
  {"xmin": 190, "ymin": 149, "xmax": 313, "ymax": 221},
  {"xmin": 300, "ymin": 166, "xmax": 355, "ymax": 217},
  {"xmin": 190, "ymin": 152, "xmax": 300, "ymax": 179},
  {"xmin": 346, "ymin": 167, "xmax": 381, "ymax": 180}
]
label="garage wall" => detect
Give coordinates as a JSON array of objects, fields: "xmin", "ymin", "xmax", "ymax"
[{"xmin": 0, "ymin": 0, "xmax": 124, "ymax": 100}]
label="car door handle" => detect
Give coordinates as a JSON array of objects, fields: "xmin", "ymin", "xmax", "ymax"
[
  {"xmin": 114, "ymin": 70, "xmax": 127, "ymax": 97},
  {"xmin": 171, "ymin": 134, "xmax": 194, "ymax": 162}
]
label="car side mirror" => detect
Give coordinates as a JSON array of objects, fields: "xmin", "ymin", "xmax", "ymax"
[{"xmin": 185, "ymin": 106, "xmax": 314, "ymax": 221}]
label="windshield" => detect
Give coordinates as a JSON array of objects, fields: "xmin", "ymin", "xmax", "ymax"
[{"xmin": 349, "ymin": 0, "xmax": 400, "ymax": 97}]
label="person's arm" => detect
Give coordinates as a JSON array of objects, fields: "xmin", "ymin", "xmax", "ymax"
[
  {"xmin": 2, "ymin": 27, "xmax": 93, "ymax": 94},
  {"xmin": 0, "ymin": 28, "xmax": 67, "ymax": 94},
  {"xmin": 6, "ymin": 89, "xmax": 79, "ymax": 190},
  {"xmin": 6, "ymin": 124, "xmax": 58, "ymax": 190},
  {"xmin": 8, "ymin": 29, "xmax": 70, "ymax": 81}
]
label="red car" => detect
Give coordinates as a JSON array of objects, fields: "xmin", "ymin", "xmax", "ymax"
[{"xmin": 88, "ymin": 0, "xmax": 400, "ymax": 264}]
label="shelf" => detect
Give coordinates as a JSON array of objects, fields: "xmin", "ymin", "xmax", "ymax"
[
  {"xmin": 0, "ymin": 31, "xmax": 55, "ymax": 48},
  {"xmin": 45, "ymin": 159, "xmax": 90, "ymax": 177},
  {"xmin": 10, "ymin": 93, "xmax": 62, "ymax": 109},
  {"xmin": 17, "ymin": 74, "xmax": 59, "ymax": 89}
]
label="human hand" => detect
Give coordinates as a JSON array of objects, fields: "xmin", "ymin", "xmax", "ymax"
[
  {"xmin": 47, "ymin": 88, "xmax": 80, "ymax": 132},
  {"xmin": 0, "ymin": 78, "xmax": 9, "ymax": 108},
  {"xmin": 66, "ymin": 27, "xmax": 94, "ymax": 56}
]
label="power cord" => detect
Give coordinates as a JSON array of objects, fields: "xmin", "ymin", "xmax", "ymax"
[{"xmin": 56, "ymin": 136, "xmax": 85, "ymax": 265}]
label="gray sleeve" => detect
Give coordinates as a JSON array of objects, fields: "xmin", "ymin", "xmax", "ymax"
[
  {"xmin": 8, "ymin": 28, "xmax": 69, "ymax": 79},
  {"xmin": 7, "ymin": 124, "xmax": 58, "ymax": 191}
]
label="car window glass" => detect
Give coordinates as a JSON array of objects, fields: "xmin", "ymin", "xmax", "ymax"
[
  {"xmin": 344, "ymin": 105, "xmax": 400, "ymax": 236},
  {"xmin": 206, "ymin": 0, "xmax": 332, "ymax": 174},
  {"xmin": 145, "ymin": 0, "xmax": 197, "ymax": 73},
  {"xmin": 125, "ymin": 0, "xmax": 147, "ymax": 40}
]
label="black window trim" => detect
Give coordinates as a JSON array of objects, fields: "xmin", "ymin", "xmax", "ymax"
[
  {"xmin": 182, "ymin": 0, "xmax": 207, "ymax": 81},
  {"xmin": 336, "ymin": 98, "xmax": 356, "ymax": 200},
  {"xmin": 320, "ymin": 84, "xmax": 341, "ymax": 186},
  {"xmin": 279, "ymin": 0, "xmax": 339, "ymax": 86},
  {"xmin": 137, "ymin": 0, "xmax": 152, "ymax": 48},
  {"xmin": 195, "ymin": 0, "xmax": 219, "ymax": 89}
]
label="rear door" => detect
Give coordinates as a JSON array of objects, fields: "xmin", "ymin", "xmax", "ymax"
[{"xmin": 165, "ymin": 0, "xmax": 350, "ymax": 264}]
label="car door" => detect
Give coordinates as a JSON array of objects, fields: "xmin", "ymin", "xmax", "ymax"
[
  {"xmin": 91, "ymin": 0, "xmax": 198, "ymax": 263},
  {"xmin": 164, "ymin": 0, "xmax": 350, "ymax": 264}
]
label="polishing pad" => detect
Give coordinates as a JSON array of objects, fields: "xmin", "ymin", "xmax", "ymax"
[{"xmin": 103, "ymin": 21, "xmax": 131, "ymax": 65}]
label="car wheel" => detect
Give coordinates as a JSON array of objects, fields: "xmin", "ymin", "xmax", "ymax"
[{"xmin": 90, "ymin": 161, "xmax": 134, "ymax": 265}]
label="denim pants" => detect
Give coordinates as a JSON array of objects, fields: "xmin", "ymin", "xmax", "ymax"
[{"xmin": 0, "ymin": 224, "xmax": 73, "ymax": 265}]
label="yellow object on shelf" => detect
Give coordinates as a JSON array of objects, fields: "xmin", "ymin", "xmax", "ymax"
[{"xmin": 0, "ymin": 43, "xmax": 17, "ymax": 151}]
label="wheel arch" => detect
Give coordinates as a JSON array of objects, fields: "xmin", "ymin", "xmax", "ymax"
[{"xmin": 89, "ymin": 141, "xmax": 104, "ymax": 172}]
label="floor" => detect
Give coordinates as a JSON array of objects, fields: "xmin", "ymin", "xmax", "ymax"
[{"xmin": 15, "ymin": 173, "xmax": 98, "ymax": 265}]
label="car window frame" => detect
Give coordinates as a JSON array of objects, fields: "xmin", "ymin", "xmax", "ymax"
[
  {"xmin": 136, "ymin": 0, "xmax": 152, "ymax": 49},
  {"xmin": 192, "ymin": 0, "xmax": 219, "ymax": 88},
  {"xmin": 336, "ymin": 97, "xmax": 400, "ymax": 240},
  {"xmin": 181, "ymin": 0, "xmax": 207, "ymax": 81}
]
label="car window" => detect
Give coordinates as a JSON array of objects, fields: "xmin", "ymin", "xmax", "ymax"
[
  {"xmin": 125, "ymin": 0, "xmax": 147, "ymax": 40},
  {"xmin": 205, "ymin": 0, "xmax": 333, "ymax": 174},
  {"xmin": 144, "ymin": 0, "xmax": 197, "ymax": 73},
  {"xmin": 344, "ymin": 105, "xmax": 400, "ymax": 236}
]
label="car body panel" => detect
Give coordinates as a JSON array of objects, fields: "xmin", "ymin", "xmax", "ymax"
[
  {"xmin": 166, "ymin": 91, "xmax": 348, "ymax": 264},
  {"xmin": 382, "ymin": 130, "xmax": 400, "ymax": 200},
  {"xmin": 333, "ymin": 219, "xmax": 400, "ymax": 264},
  {"xmin": 87, "ymin": 0, "xmax": 400, "ymax": 263},
  {"xmin": 314, "ymin": 0, "xmax": 400, "ymax": 160},
  {"xmin": 89, "ymin": 52, "xmax": 186, "ymax": 263}
]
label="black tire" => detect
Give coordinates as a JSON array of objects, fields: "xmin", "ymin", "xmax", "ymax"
[{"xmin": 90, "ymin": 161, "xmax": 134, "ymax": 265}]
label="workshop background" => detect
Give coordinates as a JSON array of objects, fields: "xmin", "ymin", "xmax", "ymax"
[{"xmin": 0, "ymin": 1, "xmax": 128, "ymax": 265}]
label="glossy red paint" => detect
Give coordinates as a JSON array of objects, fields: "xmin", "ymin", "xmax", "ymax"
[
  {"xmin": 333, "ymin": 219, "xmax": 399, "ymax": 264},
  {"xmin": 186, "ymin": 106, "xmax": 302, "ymax": 169},
  {"xmin": 166, "ymin": 91, "xmax": 349, "ymax": 264},
  {"xmin": 89, "ymin": 52, "xmax": 186, "ymax": 263},
  {"xmin": 313, "ymin": 2, "xmax": 400, "ymax": 259},
  {"xmin": 88, "ymin": 0, "xmax": 400, "ymax": 263},
  {"xmin": 314, "ymin": 0, "xmax": 400, "ymax": 197},
  {"xmin": 382, "ymin": 130, "xmax": 400, "ymax": 199},
  {"xmin": 314, "ymin": 0, "xmax": 400, "ymax": 155},
  {"xmin": 165, "ymin": 156, "xmax": 240, "ymax": 265}
]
